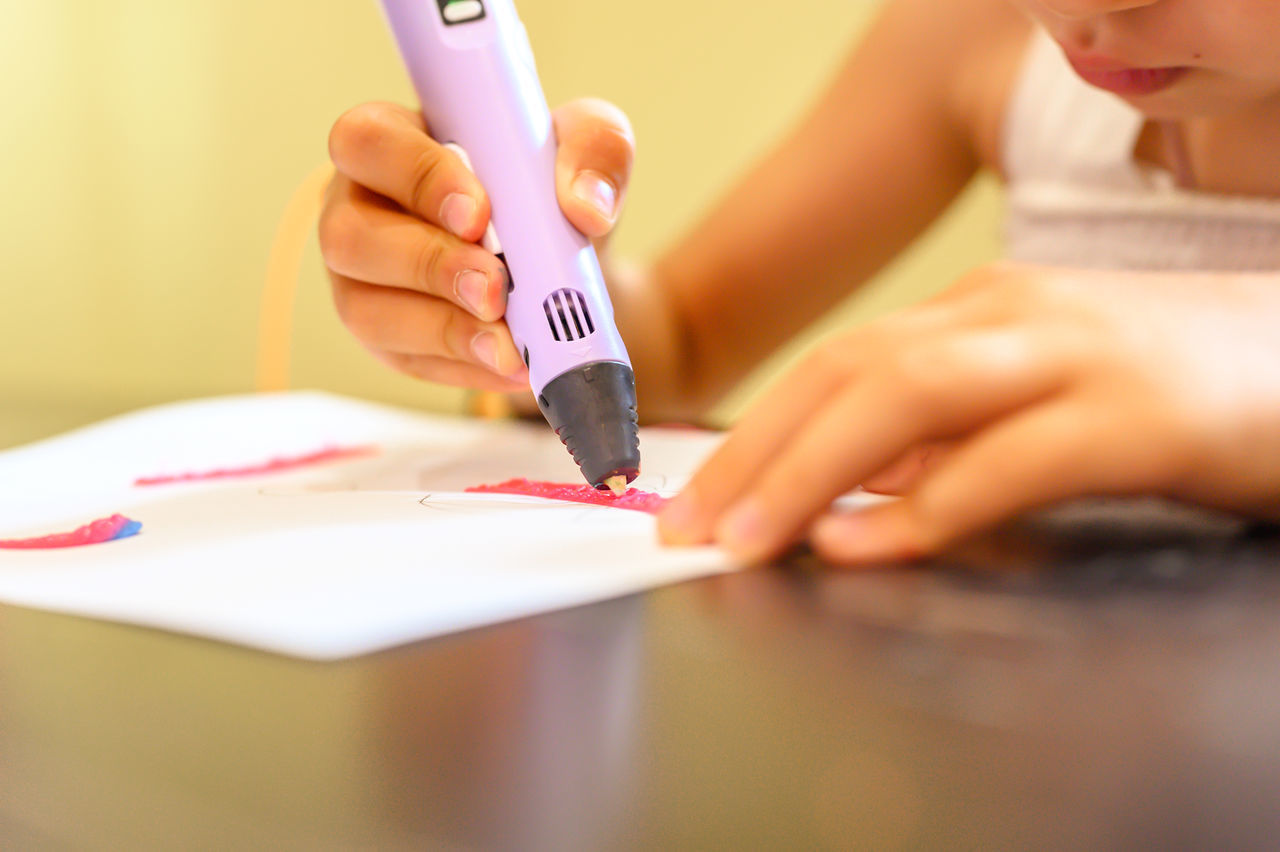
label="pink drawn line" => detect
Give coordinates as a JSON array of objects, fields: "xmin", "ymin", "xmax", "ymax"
[
  {"xmin": 465, "ymin": 478, "xmax": 669, "ymax": 515},
  {"xmin": 134, "ymin": 445, "xmax": 378, "ymax": 486},
  {"xmin": 0, "ymin": 514, "xmax": 142, "ymax": 550}
]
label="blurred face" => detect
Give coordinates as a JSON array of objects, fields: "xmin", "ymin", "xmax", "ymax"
[{"xmin": 1013, "ymin": 0, "xmax": 1280, "ymax": 117}]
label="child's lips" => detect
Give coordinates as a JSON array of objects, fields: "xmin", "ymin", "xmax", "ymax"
[{"xmin": 1066, "ymin": 53, "xmax": 1190, "ymax": 97}]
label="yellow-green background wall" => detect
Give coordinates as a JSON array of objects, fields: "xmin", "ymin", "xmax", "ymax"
[{"xmin": 0, "ymin": 0, "xmax": 1000, "ymax": 446}]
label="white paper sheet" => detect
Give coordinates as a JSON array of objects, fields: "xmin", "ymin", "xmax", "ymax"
[{"xmin": 0, "ymin": 392, "xmax": 735, "ymax": 659}]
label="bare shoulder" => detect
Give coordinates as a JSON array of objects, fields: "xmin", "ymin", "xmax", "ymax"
[
  {"xmin": 858, "ymin": 0, "xmax": 1033, "ymax": 172},
  {"xmin": 942, "ymin": 0, "xmax": 1036, "ymax": 173}
]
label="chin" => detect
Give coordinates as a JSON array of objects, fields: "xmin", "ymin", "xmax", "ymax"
[
  {"xmin": 1125, "ymin": 98, "xmax": 1203, "ymax": 120},
  {"xmin": 1121, "ymin": 81, "xmax": 1261, "ymax": 120}
]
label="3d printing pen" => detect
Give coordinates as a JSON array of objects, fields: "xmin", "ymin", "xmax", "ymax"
[{"xmin": 379, "ymin": 0, "xmax": 640, "ymax": 495}]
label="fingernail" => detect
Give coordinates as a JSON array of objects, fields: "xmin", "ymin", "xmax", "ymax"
[
  {"xmin": 497, "ymin": 264, "xmax": 512, "ymax": 305},
  {"xmin": 716, "ymin": 499, "xmax": 769, "ymax": 558},
  {"xmin": 572, "ymin": 171, "xmax": 617, "ymax": 221},
  {"xmin": 441, "ymin": 193, "xmax": 477, "ymax": 237},
  {"xmin": 455, "ymin": 269, "xmax": 489, "ymax": 317},
  {"xmin": 471, "ymin": 331, "xmax": 501, "ymax": 373}
]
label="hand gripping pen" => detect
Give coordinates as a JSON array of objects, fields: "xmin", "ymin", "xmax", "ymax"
[{"xmin": 379, "ymin": 0, "xmax": 640, "ymax": 494}]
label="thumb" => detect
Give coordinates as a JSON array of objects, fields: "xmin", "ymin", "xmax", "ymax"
[{"xmin": 552, "ymin": 98, "xmax": 635, "ymax": 244}]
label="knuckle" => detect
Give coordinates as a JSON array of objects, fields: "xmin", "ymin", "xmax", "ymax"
[
  {"xmin": 329, "ymin": 278, "xmax": 356, "ymax": 329},
  {"xmin": 581, "ymin": 122, "xmax": 635, "ymax": 169},
  {"xmin": 882, "ymin": 346, "xmax": 953, "ymax": 413},
  {"xmin": 588, "ymin": 127, "xmax": 636, "ymax": 174},
  {"xmin": 557, "ymin": 98, "xmax": 635, "ymax": 166},
  {"xmin": 408, "ymin": 145, "xmax": 448, "ymax": 214},
  {"xmin": 331, "ymin": 282, "xmax": 376, "ymax": 342},
  {"xmin": 317, "ymin": 205, "xmax": 362, "ymax": 274},
  {"xmin": 413, "ymin": 234, "xmax": 448, "ymax": 293},
  {"xmin": 584, "ymin": 103, "xmax": 635, "ymax": 146},
  {"xmin": 329, "ymin": 103, "xmax": 392, "ymax": 171},
  {"xmin": 439, "ymin": 305, "xmax": 470, "ymax": 360}
]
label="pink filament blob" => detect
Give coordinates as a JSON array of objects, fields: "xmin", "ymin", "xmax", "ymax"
[
  {"xmin": 0, "ymin": 514, "xmax": 142, "ymax": 550},
  {"xmin": 135, "ymin": 445, "xmax": 377, "ymax": 486},
  {"xmin": 465, "ymin": 478, "xmax": 669, "ymax": 514}
]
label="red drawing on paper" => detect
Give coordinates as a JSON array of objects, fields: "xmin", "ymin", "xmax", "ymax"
[
  {"xmin": 135, "ymin": 445, "xmax": 377, "ymax": 486},
  {"xmin": 0, "ymin": 514, "xmax": 142, "ymax": 550},
  {"xmin": 465, "ymin": 478, "xmax": 668, "ymax": 514}
]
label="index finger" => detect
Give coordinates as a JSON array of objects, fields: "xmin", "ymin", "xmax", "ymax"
[
  {"xmin": 695, "ymin": 331, "xmax": 1067, "ymax": 563},
  {"xmin": 328, "ymin": 102, "xmax": 491, "ymax": 242}
]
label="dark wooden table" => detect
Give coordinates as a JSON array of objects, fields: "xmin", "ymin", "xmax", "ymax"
[{"xmin": 1, "ymin": 499, "xmax": 1278, "ymax": 850}]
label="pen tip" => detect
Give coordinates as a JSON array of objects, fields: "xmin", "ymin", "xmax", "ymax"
[{"xmin": 603, "ymin": 475, "xmax": 628, "ymax": 497}]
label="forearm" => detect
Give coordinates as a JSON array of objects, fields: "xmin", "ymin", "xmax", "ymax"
[{"xmin": 625, "ymin": 0, "xmax": 996, "ymax": 415}]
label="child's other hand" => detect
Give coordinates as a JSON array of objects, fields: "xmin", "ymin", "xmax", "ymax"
[
  {"xmin": 659, "ymin": 263, "xmax": 1280, "ymax": 564},
  {"xmin": 319, "ymin": 99, "xmax": 634, "ymax": 390}
]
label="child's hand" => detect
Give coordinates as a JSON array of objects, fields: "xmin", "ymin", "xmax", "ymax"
[
  {"xmin": 659, "ymin": 263, "xmax": 1280, "ymax": 563},
  {"xmin": 319, "ymin": 99, "xmax": 634, "ymax": 390}
]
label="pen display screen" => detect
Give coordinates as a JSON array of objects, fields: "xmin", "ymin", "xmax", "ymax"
[{"xmin": 437, "ymin": 0, "xmax": 485, "ymax": 25}]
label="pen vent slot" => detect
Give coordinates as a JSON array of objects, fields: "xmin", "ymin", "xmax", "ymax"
[{"xmin": 543, "ymin": 289, "xmax": 596, "ymax": 342}]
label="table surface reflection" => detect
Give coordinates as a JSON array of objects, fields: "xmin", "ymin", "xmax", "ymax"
[{"xmin": 1, "ymin": 499, "xmax": 1279, "ymax": 850}]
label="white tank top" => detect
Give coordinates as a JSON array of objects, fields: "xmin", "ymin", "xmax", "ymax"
[{"xmin": 1002, "ymin": 30, "xmax": 1280, "ymax": 272}]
